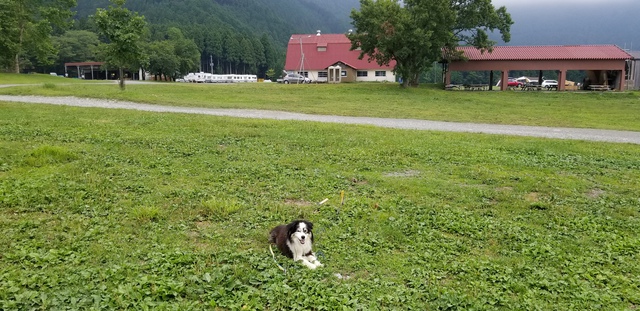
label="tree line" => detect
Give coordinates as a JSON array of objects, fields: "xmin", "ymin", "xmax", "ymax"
[{"xmin": 0, "ymin": 0, "xmax": 285, "ymax": 82}]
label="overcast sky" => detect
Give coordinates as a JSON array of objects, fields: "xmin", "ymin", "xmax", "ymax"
[{"xmin": 491, "ymin": 0, "xmax": 634, "ymax": 6}]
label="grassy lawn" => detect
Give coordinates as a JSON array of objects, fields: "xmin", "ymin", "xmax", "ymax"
[
  {"xmin": 0, "ymin": 73, "xmax": 108, "ymax": 85},
  {"xmin": 1, "ymin": 73, "xmax": 640, "ymax": 131},
  {"xmin": 1, "ymin": 102, "xmax": 639, "ymax": 310}
]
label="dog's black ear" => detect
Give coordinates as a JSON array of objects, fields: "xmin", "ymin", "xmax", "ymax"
[
  {"xmin": 286, "ymin": 221, "xmax": 299, "ymax": 241},
  {"xmin": 303, "ymin": 220, "xmax": 313, "ymax": 231}
]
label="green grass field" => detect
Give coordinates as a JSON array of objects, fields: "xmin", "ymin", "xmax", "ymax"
[
  {"xmin": 1, "ymin": 74, "xmax": 639, "ymax": 310},
  {"xmin": 0, "ymin": 73, "xmax": 108, "ymax": 85},
  {"xmin": 2, "ymin": 73, "xmax": 640, "ymax": 131}
]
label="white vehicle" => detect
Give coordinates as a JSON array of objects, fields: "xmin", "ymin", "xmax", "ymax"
[
  {"xmin": 541, "ymin": 80, "xmax": 558, "ymax": 88},
  {"xmin": 283, "ymin": 73, "xmax": 311, "ymax": 84},
  {"xmin": 184, "ymin": 73, "xmax": 258, "ymax": 83},
  {"xmin": 184, "ymin": 72, "xmax": 206, "ymax": 83}
]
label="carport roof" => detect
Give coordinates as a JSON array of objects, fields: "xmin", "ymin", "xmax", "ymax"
[{"xmin": 457, "ymin": 45, "xmax": 632, "ymax": 61}]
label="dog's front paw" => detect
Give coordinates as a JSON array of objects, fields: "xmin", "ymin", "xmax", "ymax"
[{"xmin": 305, "ymin": 262, "xmax": 317, "ymax": 270}]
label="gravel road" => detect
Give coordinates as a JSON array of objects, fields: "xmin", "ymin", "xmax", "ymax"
[{"xmin": 1, "ymin": 95, "xmax": 639, "ymax": 145}]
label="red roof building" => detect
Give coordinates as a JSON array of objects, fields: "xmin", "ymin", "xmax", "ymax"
[
  {"xmin": 284, "ymin": 33, "xmax": 396, "ymax": 83},
  {"xmin": 446, "ymin": 45, "xmax": 632, "ymax": 91}
]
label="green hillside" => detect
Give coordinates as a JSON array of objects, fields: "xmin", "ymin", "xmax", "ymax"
[
  {"xmin": 68, "ymin": 0, "xmax": 360, "ymax": 77},
  {"xmin": 74, "ymin": 0, "xmax": 360, "ymax": 45}
]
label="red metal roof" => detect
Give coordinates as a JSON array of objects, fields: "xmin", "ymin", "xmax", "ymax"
[
  {"xmin": 285, "ymin": 34, "xmax": 395, "ymax": 71},
  {"xmin": 458, "ymin": 45, "xmax": 632, "ymax": 61}
]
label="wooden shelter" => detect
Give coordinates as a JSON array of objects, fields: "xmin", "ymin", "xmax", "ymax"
[{"xmin": 444, "ymin": 45, "xmax": 633, "ymax": 91}]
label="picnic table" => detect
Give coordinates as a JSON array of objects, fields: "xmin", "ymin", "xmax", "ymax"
[
  {"xmin": 445, "ymin": 84, "xmax": 463, "ymax": 90},
  {"xmin": 445, "ymin": 84, "xmax": 489, "ymax": 91},
  {"xmin": 464, "ymin": 84, "xmax": 489, "ymax": 91},
  {"xmin": 523, "ymin": 84, "xmax": 542, "ymax": 91},
  {"xmin": 589, "ymin": 85, "xmax": 610, "ymax": 91}
]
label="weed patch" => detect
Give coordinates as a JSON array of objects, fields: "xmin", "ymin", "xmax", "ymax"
[{"xmin": 22, "ymin": 145, "xmax": 78, "ymax": 167}]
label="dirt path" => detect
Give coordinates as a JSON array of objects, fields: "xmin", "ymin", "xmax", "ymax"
[{"xmin": 1, "ymin": 95, "xmax": 639, "ymax": 145}]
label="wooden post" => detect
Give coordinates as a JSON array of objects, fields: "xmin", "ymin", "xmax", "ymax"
[
  {"xmin": 489, "ymin": 71, "xmax": 494, "ymax": 90},
  {"xmin": 501, "ymin": 70, "xmax": 509, "ymax": 91},
  {"xmin": 557, "ymin": 70, "xmax": 566, "ymax": 91}
]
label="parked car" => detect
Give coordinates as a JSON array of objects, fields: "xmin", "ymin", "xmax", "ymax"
[
  {"xmin": 516, "ymin": 76, "xmax": 538, "ymax": 85},
  {"xmin": 283, "ymin": 73, "xmax": 311, "ymax": 84},
  {"xmin": 496, "ymin": 77, "xmax": 524, "ymax": 87},
  {"xmin": 541, "ymin": 80, "xmax": 558, "ymax": 89},
  {"xmin": 507, "ymin": 78, "xmax": 523, "ymax": 87}
]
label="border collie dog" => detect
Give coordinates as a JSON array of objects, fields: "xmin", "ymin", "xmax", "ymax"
[{"xmin": 269, "ymin": 220, "xmax": 323, "ymax": 269}]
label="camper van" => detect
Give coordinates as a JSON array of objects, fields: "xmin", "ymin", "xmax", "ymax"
[{"xmin": 184, "ymin": 72, "xmax": 206, "ymax": 83}]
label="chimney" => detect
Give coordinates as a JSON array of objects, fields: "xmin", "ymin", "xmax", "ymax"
[{"xmin": 316, "ymin": 30, "xmax": 321, "ymax": 36}]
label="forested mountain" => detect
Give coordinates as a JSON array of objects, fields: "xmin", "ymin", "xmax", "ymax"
[
  {"xmin": 74, "ymin": 0, "xmax": 360, "ymax": 45},
  {"xmin": 69, "ymin": 0, "xmax": 360, "ymax": 78}
]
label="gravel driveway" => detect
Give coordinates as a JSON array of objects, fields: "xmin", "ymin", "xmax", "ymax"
[{"xmin": 1, "ymin": 95, "xmax": 639, "ymax": 145}]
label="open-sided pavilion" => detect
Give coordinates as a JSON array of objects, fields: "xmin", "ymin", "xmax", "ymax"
[{"xmin": 444, "ymin": 45, "xmax": 633, "ymax": 91}]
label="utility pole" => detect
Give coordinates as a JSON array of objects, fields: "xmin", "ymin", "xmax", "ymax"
[{"xmin": 210, "ymin": 55, "xmax": 214, "ymax": 74}]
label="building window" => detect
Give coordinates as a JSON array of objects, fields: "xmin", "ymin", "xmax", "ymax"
[
  {"xmin": 298, "ymin": 71, "xmax": 308, "ymax": 77},
  {"xmin": 357, "ymin": 71, "xmax": 368, "ymax": 77},
  {"xmin": 318, "ymin": 71, "xmax": 328, "ymax": 78},
  {"xmin": 317, "ymin": 47, "xmax": 326, "ymax": 52},
  {"xmin": 341, "ymin": 71, "xmax": 347, "ymax": 77},
  {"xmin": 375, "ymin": 71, "xmax": 386, "ymax": 77}
]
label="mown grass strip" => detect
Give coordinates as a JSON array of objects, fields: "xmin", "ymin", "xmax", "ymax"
[{"xmin": 1, "ymin": 73, "xmax": 640, "ymax": 131}]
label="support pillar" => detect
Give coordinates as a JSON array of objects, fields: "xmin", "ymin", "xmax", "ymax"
[
  {"xmin": 558, "ymin": 70, "xmax": 566, "ymax": 91},
  {"xmin": 500, "ymin": 70, "xmax": 509, "ymax": 91},
  {"xmin": 489, "ymin": 71, "xmax": 494, "ymax": 91},
  {"xmin": 538, "ymin": 71, "xmax": 543, "ymax": 85},
  {"xmin": 618, "ymin": 69, "xmax": 626, "ymax": 91}
]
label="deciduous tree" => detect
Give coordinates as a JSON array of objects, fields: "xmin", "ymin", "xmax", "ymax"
[
  {"xmin": 0, "ymin": 0, "xmax": 76, "ymax": 73},
  {"xmin": 146, "ymin": 27, "xmax": 199, "ymax": 81},
  {"xmin": 53, "ymin": 30, "xmax": 100, "ymax": 64},
  {"xmin": 94, "ymin": 0, "xmax": 147, "ymax": 90},
  {"xmin": 349, "ymin": 0, "xmax": 513, "ymax": 87}
]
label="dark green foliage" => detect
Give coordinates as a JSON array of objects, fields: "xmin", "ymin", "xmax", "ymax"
[
  {"xmin": 74, "ymin": 0, "xmax": 359, "ymax": 44},
  {"xmin": 146, "ymin": 27, "xmax": 199, "ymax": 80},
  {"xmin": 0, "ymin": 0, "xmax": 77, "ymax": 73},
  {"xmin": 350, "ymin": 0, "xmax": 513, "ymax": 87},
  {"xmin": 51, "ymin": 30, "xmax": 100, "ymax": 74},
  {"xmin": 94, "ymin": 0, "xmax": 148, "ymax": 89},
  {"xmin": 72, "ymin": 0, "xmax": 359, "ymax": 77}
]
